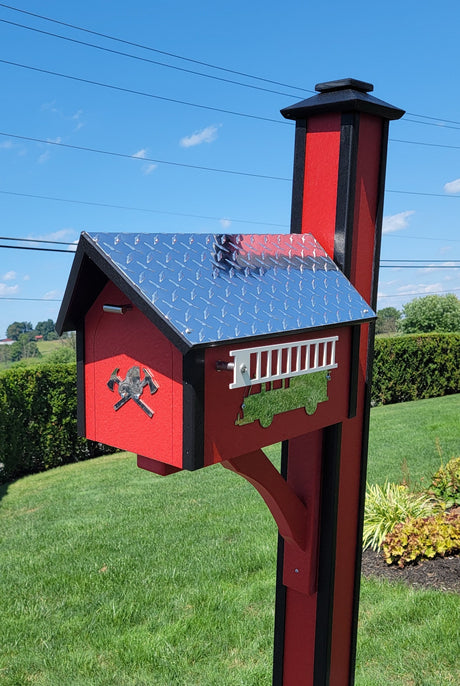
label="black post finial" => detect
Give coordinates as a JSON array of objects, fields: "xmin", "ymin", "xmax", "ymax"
[{"xmin": 315, "ymin": 78, "xmax": 373, "ymax": 93}]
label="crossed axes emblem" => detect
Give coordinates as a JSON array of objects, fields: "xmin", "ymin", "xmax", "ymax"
[{"xmin": 107, "ymin": 365, "xmax": 159, "ymax": 418}]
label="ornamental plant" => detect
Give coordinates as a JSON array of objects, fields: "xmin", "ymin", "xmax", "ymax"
[
  {"xmin": 363, "ymin": 482, "xmax": 434, "ymax": 551},
  {"xmin": 429, "ymin": 456, "xmax": 460, "ymax": 508},
  {"xmin": 382, "ymin": 508, "xmax": 460, "ymax": 567}
]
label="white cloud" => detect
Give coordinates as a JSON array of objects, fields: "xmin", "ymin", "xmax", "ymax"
[
  {"xmin": 397, "ymin": 282, "xmax": 442, "ymax": 296},
  {"xmin": 0, "ymin": 140, "xmax": 14, "ymax": 150},
  {"xmin": 43, "ymin": 290, "xmax": 61, "ymax": 300},
  {"xmin": 0, "ymin": 283, "xmax": 19, "ymax": 296},
  {"xmin": 219, "ymin": 219, "xmax": 231, "ymax": 229},
  {"xmin": 142, "ymin": 163, "xmax": 157, "ymax": 175},
  {"xmin": 180, "ymin": 125, "xmax": 220, "ymax": 148},
  {"xmin": 72, "ymin": 109, "xmax": 84, "ymax": 131},
  {"xmin": 382, "ymin": 210, "xmax": 415, "ymax": 234},
  {"xmin": 443, "ymin": 178, "xmax": 460, "ymax": 194},
  {"xmin": 23, "ymin": 275, "xmax": 30, "ymax": 281},
  {"xmin": 2, "ymin": 271, "xmax": 16, "ymax": 281},
  {"xmin": 132, "ymin": 148, "xmax": 148, "ymax": 159}
]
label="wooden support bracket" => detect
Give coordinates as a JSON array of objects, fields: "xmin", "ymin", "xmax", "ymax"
[{"xmin": 222, "ymin": 450, "xmax": 316, "ymax": 594}]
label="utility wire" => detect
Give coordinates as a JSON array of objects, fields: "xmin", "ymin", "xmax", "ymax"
[
  {"xmin": 0, "ymin": 240, "xmax": 457, "ymax": 267},
  {"xmin": 0, "ymin": 17, "xmax": 300, "ymax": 99},
  {"xmin": 0, "ymin": 296, "xmax": 62, "ymax": 302},
  {"xmin": 5, "ymin": 60, "xmax": 460, "ymax": 151},
  {"xmin": 0, "ymin": 131, "xmax": 291, "ymax": 181},
  {"xmin": 0, "ymin": 191, "xmax": 289, "ymax": 228},
  {"xmin": 0, "ymin": 235, "xmax": 75, "ymax": 245},
  {"xmin": 0, "ymin": 3, "xmax": 312, "ymax": 94},
  {"xmin": 0, "ymin": 243, "xmax": 74, "ymax": 253},
  {"xmin": 0, "ymin": 59, "xmax": 288, "ymax": 126},
  {"xmin": 3, "ymin": 5, "xmax": 460, "ymax": 129},
  {"xmin": 379, "ymin": 288, "xmax": 460, "ymax": 298},
  {"xmin": 3, "ymin": 130, "xmax": 460, "ymax": 189}
]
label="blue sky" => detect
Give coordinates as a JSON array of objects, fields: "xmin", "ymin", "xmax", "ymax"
[{"xmin": 1, "ymin": 0, "xmax": 459, "ymax": 338}]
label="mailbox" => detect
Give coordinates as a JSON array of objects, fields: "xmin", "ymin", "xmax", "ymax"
[
  {"xmin": 57, "ymin": 231, "xmax": 374, "ymax": 474},
  {"xmin": 56, "ymin": 79, "xmax": 404, "ymax": 686}
]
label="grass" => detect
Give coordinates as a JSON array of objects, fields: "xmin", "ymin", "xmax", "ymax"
[
  {"xmin": 367, "ymin": 394, "xmax": 460, "ymax": 488},
  {"xmin": 1, "ymin": 395, "xmax": 459, "ymax": 684}
]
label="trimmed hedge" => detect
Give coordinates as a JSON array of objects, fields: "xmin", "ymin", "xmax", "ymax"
[
  {"xmin": 0, "ymin": 333, "xmax": 458, "ymax": 482},
  {"xmin": 0, "ymin": 363, "xmax": 115, "ymax": 483},
  {"xmin": 371, "ymin": 333, "xmax": 460, "ymax": 406}
]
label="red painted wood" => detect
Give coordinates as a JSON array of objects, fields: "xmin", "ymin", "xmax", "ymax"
[
  {"xmin": 222, "ymin": 450, "xmax": 309, "ymax": 552},
  {"xmin": 328, "ymin": 115, "xmax": 383, "ymax": 684},
  {"xmin": 204, "ymin": 327, "xmax": 351, "ymax": 467},
  {"xmin": 283, "ymin": 590, "xmax": 317, "ymax": 685},
  {"xmin": 301, "ymin": 114, "xmax": 341, "ymax": 254},
  {"xmin": 84, "ymin": 282, "xmax": 184, "ymax": 468},
  {"xmin": 350, "ymin": 114, "xmax": 382, "ymax": 303},
  {"xmin": 281, "ymin": 431, "xmax": 324, "ymax": 685}
]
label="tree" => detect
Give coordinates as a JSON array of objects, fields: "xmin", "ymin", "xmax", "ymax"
[
  {"xmin": 6, "ymin": 321, "xmax": 33, "ymax": 341},
  {"xmin": 9, "ymin": 335, "xmax": 41, "ymax": 362},
  {"xmin": 375, "ymin": 307, "xmax": 402, "ymax": 335},
  {"xmin": 35, "ymin": 319, "xmax": 56, "ymax": 340},
  {"xmin": 400, "ymin": 294, "xmax": 460, "ymax": 334}
]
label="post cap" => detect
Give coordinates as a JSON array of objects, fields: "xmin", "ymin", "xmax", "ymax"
[
  {"xmin": 315, "ymin": 78, "xmax": 373, "ymax": 94},
  {"xmin": 281, "ymin": 78, "xmax": 404, "ymax": 122}
]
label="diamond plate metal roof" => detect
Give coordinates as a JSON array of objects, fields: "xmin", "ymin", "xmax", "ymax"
[{"xmin": 65, "ymin": 231, "xmax": 374, "ymax": 350}]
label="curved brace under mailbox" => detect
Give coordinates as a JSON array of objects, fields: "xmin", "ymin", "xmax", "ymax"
[{"xmin": 221, "ymin": 450, "xmax": 317, "ymax": 595}]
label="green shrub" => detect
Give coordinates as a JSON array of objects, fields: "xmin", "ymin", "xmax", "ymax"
[
  {"xmin": 363, "ymin": 482, "xmax": 435, "ymax": 551},
  {"xmin": 429, "ymin": 457, "xmax": 460, "ymax": 508},
  {"xmin": 372, "ymin": 333, "xmax": 460, "ymax": 405},
  {"xmin": 382, "ymin": 509, "xmax": 460, "ymax": 567},
  {"xmin": 0, "ymin": 363, "xmax": 114, "ymax": 483}
]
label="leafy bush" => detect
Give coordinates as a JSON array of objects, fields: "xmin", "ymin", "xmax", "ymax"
[
  {"xmin": 363, "ymin": 482, "xmax": 435, "ymax": 551},
  {"xmin": 400, "ymin": 294, "xmax": 460, "ymax": 334},
  {"xmin": 382, "ymin": 509, "xmax": 460, "ymax": 567},
  {"xmin": 372, "ymin": 333, "xmax": 460, "ymax": 405},
  {"xmin": 429, "ymin": 457, "xmax": 460, "ymax": 508},
  {"xmin": 0, "ymin": 363, "xmax": 114, "ymax": 483}
]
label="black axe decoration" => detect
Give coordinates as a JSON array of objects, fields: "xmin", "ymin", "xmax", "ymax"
[{"xmin": 107, "ymin": 365, "xmax": 159, "ymax": 417}]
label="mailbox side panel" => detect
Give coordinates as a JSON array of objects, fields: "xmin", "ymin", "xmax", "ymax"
[
  {"xmin": 203, "ymin": 326, "xmax": 353, "ymax": 466},
  {"xmin": 84, "ymin": 282, "xmax": 184, "ymax": 468}
]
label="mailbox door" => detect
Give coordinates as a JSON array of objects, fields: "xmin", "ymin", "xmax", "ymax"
[{"xmin": 84, "ymin": 282, "xmax": 184, "ymax": 469}]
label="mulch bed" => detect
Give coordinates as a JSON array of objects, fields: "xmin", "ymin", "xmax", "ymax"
[{"xmin": 361, "ymin": 548, "xmax": 460, "ymax": 594}]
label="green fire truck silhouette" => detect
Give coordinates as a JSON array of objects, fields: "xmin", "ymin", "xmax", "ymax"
[{"xmin": 235, "ymin": 370, "xmax": 331, "ymax": 428}]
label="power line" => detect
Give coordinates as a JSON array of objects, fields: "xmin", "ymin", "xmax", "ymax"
[
  {"xmin": 0, "ymin": 239, "xmax": 458, "ymax": 267},
  {"xmin": 3, "ymin": 4, "xmax": 460, "ymax": 131},
  {"xmin": 0, "ymin": 234, "xmax": 75, "ymax": 246},
  {"xmin": 0, "ymin": 296, "xmax": 62, "ymax": 302},
  {"xmin": 380, "ymin": 265, "xmax": 460, "ymax": 269},
  {"xmin": 402, "ymin": 117, "xmax": 460, "ymax": 131},
  {"xmin": 0, "ymin": 3, "xmax": 311, "ymax": 94},
  {"xmin": 378, "ymin": 288, "xmax": 460, "ymax": 299},
  {"xmin": 0, "ymin": 191, "xmax": 289, "ymax": 228},
  {"xmin": 0, "ymin": 243, "xmax": 75, "ymax": 253},
  {"xmin": 390, "ymin": 138, "xmax": 460, "ymax": 151},
  {"xmin": 381, "ymin": 259, "xmax": 460, "ymax": 263},
  {"xmin": 405, "ymin": 111, "xmax": 460, "ymax": 127},
  {"xmin": 383, "ymin": 233, "xmax": 460, "ymax": 242},
  {"xmin": 6, "ymin": 58, "xmax": 460, "ymax": 152},
  {"xmin": 0, "ymin": 131, "xmax": 291, "ymax": 181},
  {"xmin": 0, "ymin": 59, "xmax": 288, "ymax": 126},
  {"xmin": 0, "ymin": 17, "xmax": 299, "ymax": 99},
  {"xmin": 386, "ymin": 190, "xmax": 460, "ymax": 199}
]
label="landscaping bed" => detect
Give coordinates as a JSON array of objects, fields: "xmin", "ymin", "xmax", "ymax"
[{"xmin": 361, "ymin": 548, "xmax": 460, "ymax": 594}]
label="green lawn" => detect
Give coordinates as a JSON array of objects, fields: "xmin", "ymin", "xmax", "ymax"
[
  {"xmin": 0, "ymin": 396, "xmax": 459, "ymax": 685},
  {"xmin": 367, "ymin": 394, "xmax": 459, "ymax": 487}
]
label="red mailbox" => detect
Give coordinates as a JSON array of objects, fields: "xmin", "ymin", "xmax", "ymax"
[
  {"xmin": 57, "ymin": 232, "xmax": 373, "ymax": 474},
  {"xmin": 57, "ymin": 78, "xmax": 404, "ymax": 685}
]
